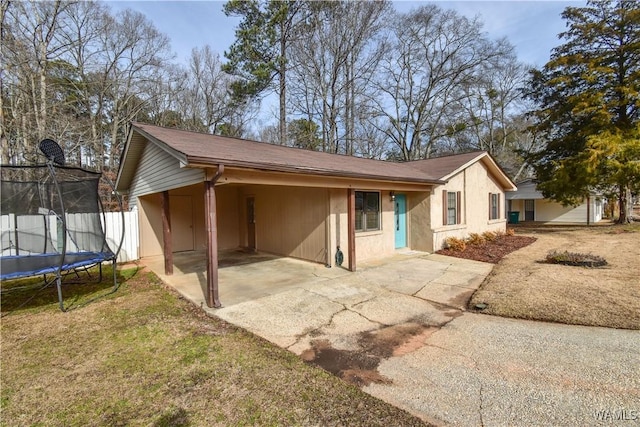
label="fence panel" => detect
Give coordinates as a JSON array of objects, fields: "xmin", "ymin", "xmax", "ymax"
[{"xmin": 103, "ymin": 211, "xmax": 138, "ymax": 263}]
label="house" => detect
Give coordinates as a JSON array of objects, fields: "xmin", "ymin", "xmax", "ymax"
[
  {"xmin": 115, "ymin": 123, "xmax": 516, "ymax": 307},
  {"xmin": 506, "ymin": 179, "xmax": 604, "ymax": 224}
]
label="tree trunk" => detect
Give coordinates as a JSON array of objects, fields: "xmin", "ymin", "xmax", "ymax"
[
  {"xmin": 617, "ymin": 185, "xmax": 628, "ymax": 224},
  {"xmin": 279, "ymin": 19, "xmax": 287, "ymax": 145}
]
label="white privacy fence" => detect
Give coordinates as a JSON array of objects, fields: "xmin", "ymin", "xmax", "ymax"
[
  {"xmin": 1, "ymin": 211, "xmax": 139, "ymax": 263},
  {"xmin": 102, "ymin": 211, "xmax": 139, "ymax": 262}
]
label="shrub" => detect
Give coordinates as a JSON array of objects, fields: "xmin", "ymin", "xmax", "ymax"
[
  {"xmin": 545, "ymin": 250, "xmax": 607, "ymax": 267},
  {"xmin": 467, "ymin": 233, "xmax": 485, "ymax": 245},
  {"xmin": 482, "ymin": 231, "xmax": 498, "ymax": 241},
  {"xmin": 445, "ymin": 237, "xmax": 466, "ymax": 252},
  {"xmin": 505, "ymin": 228, "xmax": 515, "ymax": 236}
]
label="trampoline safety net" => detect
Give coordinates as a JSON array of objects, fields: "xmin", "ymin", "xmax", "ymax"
[{"xmin": 1, "ymin": 164, "xmax": 119, "ymax": 310}]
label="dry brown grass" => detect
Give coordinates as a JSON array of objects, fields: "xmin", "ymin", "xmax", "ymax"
[
  {"xmin": 0, "ymin": 268, "xmax": 428, "ymax": 426},
  {"xmin": 470, "ymin": 222, "xmax": 640, "ymax": 330}
]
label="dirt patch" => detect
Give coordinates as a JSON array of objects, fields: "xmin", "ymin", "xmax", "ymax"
[
  {"xmin": 359, "ymin": 322, "xmax": 433, "ymax": 358},
  {"xmin": 302, "ymin": 339, "xmax": 389, "ymax": 386},
  {"xmin": 470, "ymin": 223, "xmax": 640, "ymax": 330},
  {"xmin": 304, "ymin": 322, "xmax": 440, "ymax": 386},
  {"xmin": 436, "ymin": 235, "xmax": 537, "ymax": 263},
  {"xmin": 447, "ymin": 289, "xmax": 476, "ymax": 309},
  {"xmin": 392, "ymin": 327, "xmax": 439, "ymax": 357}
]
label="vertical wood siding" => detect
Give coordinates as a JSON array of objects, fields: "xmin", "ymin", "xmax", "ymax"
[{"xmin": 245, "ymin": 186, "xmax": 327, "ymax": 263}]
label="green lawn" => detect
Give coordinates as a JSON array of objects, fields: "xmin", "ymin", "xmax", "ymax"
[{"xmin": 1, "ymin": 267, "xmax": 428, "ymax": 426}]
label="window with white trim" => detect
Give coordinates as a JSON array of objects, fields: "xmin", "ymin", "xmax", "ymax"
[{"xmin": 355, "ymin": 191, "xmax": 380, "ymax": 232}]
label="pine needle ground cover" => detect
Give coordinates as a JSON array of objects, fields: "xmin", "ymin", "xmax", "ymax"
[{"xmin": 1, "ymin": 269, "xmax": 427, "ymax": 426}]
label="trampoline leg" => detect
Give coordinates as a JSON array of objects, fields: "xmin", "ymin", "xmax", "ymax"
[
  {"xmin": 56, "ymin": 276, "xmax": 65, "ymax": 312},
  {"xmin": 112, "ymin": 259, "xmax": 118, "ymax": 291}
]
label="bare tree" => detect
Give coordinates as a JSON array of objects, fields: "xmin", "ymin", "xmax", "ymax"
[
  {"xmin": 287, "ymin": 1, "xmax": 389, "ymax": 154},
  {"xmin": 373, "ymin": 5, "xmax": 511, "ymax": 160},
  {"xmin": 1, "ymin": 0, "xmax": 74, "ymax": 163},
  {"xmin": 99, "ymin": 9, "xmax": 173, "ymax": 168}
]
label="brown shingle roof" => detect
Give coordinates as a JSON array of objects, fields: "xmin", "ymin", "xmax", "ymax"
[
  {"xmin": 407, "ymin": 151, "xmax": 487, "ymax": 180},
  {"xmin": 131, "ymin": 122, "xmax": 444, "ymax": 184},
  {"xmin": 117, "ymin": 123, "xmax": 515, "ymax": 192}
]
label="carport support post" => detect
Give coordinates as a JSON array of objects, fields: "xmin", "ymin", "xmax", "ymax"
[
  {"xmin": 161, "ymin": 190, "xmax": 173, "ymax": 275},
  {"xmin": 205, "ymin": 165, "xmax": 224, "ymax": 308},
  {"xmin": 348, "ymin": 188, "xmax": 356, "ymax": 272}
]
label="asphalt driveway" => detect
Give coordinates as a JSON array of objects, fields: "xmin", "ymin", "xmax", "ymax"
[{"xmin": 158, "ymin": 251, "xmax": 640, "ymax": 425}]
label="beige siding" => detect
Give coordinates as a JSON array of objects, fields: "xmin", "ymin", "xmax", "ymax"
[
  {"xmin": 167, "ymin": 184, "xmax": 205, "ymax": 250},
  {"xmin": 328, "ymin": 189, "xmax": 349, "ymax": 267},
  {"xmin": 508, "ymin": 199, "xmax": 525, "ymax": 222},
  {"xmin": 137, "ymin": 183, "xmax": 240, "ymax": 257},
  {"xmin": 239, "ymin": 185, "xmax": 327, "ymax": 263},
  {"xmin": 430, "ymin": 162, "xmax": 507, "ymax": 251},
  {"xmin": 129, "ymin": 140, "xmax": 203, "ymax": 207},
  {"xmin": 138, "ymin": 194, "xmax": 162, "ymax": 257},
  {"xmin": 354, "ymin": 190, "xmax": 396, "ymax": 262},
  {"xmin": 407, "ymin": 192, "xmax": 432, "ymax": 252},
  {"xmin": 215, "ymin": 185, "xmax": 241, "ymax": 250}
]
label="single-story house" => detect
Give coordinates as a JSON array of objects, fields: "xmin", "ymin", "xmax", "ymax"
[
  {"xmin": 506, "ymin": 179, "xmax": 603, "ymax": 224},
  {"xmin": 115, "ymin": 123, "xmax": 516, "ymax": 307}
]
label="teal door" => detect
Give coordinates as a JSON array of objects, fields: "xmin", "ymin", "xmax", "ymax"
[{"xmin": 394, "ymin": 194, "xmax": 407, "ymax": 248}]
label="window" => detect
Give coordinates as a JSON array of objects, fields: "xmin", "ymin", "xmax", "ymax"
[
  {"xmin": 443, "ymin": 190, "xmax": 461, "ymax": 225},
  {"xmin": 355, "ymin": 191, "xmax": 380, "ymax": 232},
  {"xmin": 489, "ymin": 193, "xmax": 500, "ymax": 220}
]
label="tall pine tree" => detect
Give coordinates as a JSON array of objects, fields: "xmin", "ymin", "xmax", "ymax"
[
  {"xmin": 527, "ymin": 0, "xmax": 640, "ymax": 222},
  {"xmin": 223, "ymin": 0, "xmax": 306, "ymax": 144}
]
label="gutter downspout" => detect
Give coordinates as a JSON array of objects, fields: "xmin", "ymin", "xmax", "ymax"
[{"xmin": 205, "ymin": 165, "xmax": 224, "ymax": 308}]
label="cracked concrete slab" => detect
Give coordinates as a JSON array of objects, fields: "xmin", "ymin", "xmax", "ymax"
[
  {"xmin": 288, "ymin": 309, "xmax": 380, "ymax": 355},
  {"xmin": 302, "ymin": 276, "xmax": 383, "ymax": 306},
  {"xmin": 215, "ymin": 287, "xmax": 344, "ymax": 348},
  {"xmin": 351, "ymin": 291, "xmax": 456, "ymax": 327},
  {"xmin": 415, "ymin": 282, "xmax": 476, "ymax": 309}
]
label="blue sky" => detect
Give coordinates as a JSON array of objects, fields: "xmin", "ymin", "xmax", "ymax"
[{"xmin": 107, "ymin": 0, "xmax": 586, "ymax": 68}]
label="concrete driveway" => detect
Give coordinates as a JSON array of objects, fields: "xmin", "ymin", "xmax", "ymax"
[{"xmin": 150, "ymin": 251, "xmax": 640, "ymax": 426}]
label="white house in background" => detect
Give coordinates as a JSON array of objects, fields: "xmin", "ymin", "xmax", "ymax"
[{"xmin": 506, "ymin": 179, "xmax": 604, "ymax": 224}]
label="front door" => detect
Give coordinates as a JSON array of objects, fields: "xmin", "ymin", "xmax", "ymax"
[
  {"xmin": 524, "ymin": 199, "xmax": 535, "ymax": 221},
  {"xmin": 394, "ymin": 194, "xmax": 407, "ymax": 248},
  {"xmin": 246, "ymin": 197, "xmax": 256, "ymax": 251}
]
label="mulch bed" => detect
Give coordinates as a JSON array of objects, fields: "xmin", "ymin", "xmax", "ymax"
[{"xmin": 436, "ymin": 235, "xmax": 537, "ymax": 264}]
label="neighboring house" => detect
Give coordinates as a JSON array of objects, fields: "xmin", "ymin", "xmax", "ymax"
[
  {"xmin": 506, "ymin": 179, "xmax": 604, "ymax": 224},
  {"xmin": 116, "ymin": 123, "xmax": 516, "ymax": 307}
]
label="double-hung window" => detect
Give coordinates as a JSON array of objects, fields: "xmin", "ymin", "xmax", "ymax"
[
  {"xmin": 355, "ymin": 191, "xmax": 380, "ymax": 232},
  {"xmin": 443, "ymin": 190, "xmax": 461, "ymax": 225},
  {"xmin": 489, "ymin": 193, "xmax": 500, "ymax": 220}
]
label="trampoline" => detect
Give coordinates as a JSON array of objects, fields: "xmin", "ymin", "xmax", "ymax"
[{"xmin": 1, "ymin": 140, "xmax": 124, "ymax": 311}]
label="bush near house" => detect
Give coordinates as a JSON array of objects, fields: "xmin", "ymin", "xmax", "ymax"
[{"xmin": 439, "ymin": 231, "xmax": 537, "ymax": 263}]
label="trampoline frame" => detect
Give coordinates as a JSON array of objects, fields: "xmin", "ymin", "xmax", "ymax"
[{"xmin": 1, "ymin": 160, "xmax": 125, "ymax": 311}]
